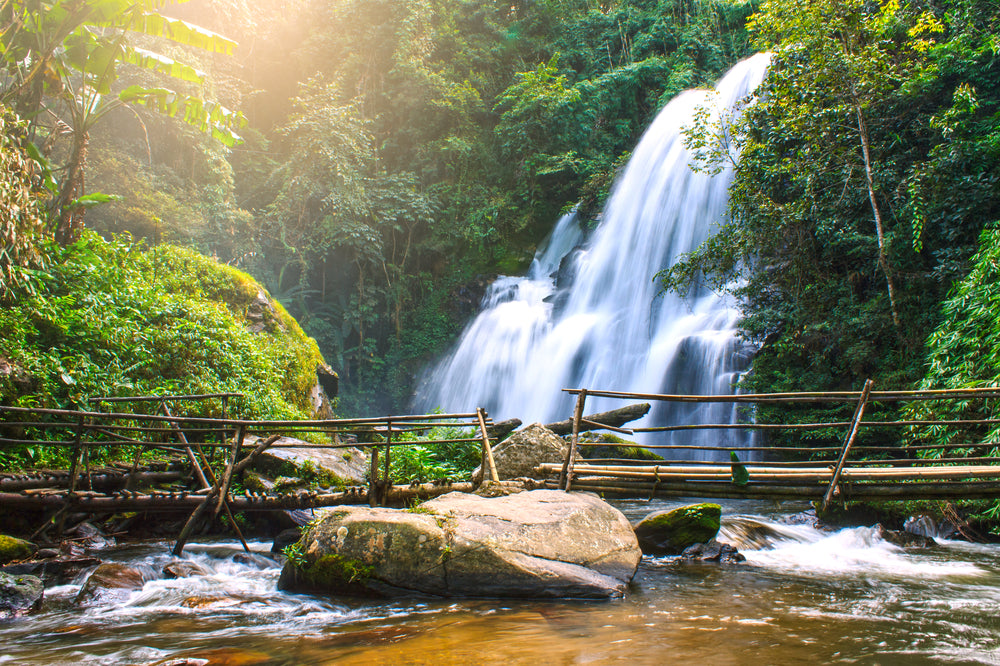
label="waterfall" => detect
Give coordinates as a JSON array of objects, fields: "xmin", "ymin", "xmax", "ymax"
[{"xmin": 416, "ymin": 54, "xmax": 772, "ymax": 458}]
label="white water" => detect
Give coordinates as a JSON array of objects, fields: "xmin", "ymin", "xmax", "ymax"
[{"xmin": 416, "ymin": 54, "xmax": 772, "ymax": 456}]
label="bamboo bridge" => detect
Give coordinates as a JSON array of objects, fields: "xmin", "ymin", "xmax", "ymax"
[{"xmin": 2, "ymin": 383, "xmax": 999, "ymax": 554}]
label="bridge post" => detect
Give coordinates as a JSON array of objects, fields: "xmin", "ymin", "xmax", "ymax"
[
  {"xmin": 560, "ymin": 389, "xmax": 588, "ymax": 491},
  {"xmin": 823, "ymin": 379, "xmax": 874, "ymax": 510}
]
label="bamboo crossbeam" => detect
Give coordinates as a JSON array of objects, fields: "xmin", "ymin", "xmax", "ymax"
[
  {"xmin": 0, "ymin": 405, "xmax": 483, "ymax": 428},
  {"xmin": 563, "ymin": 386, "xmax": 1000, "ymax": 403},
  {"xmin": 632, "ymin": 418, "xmax": 1000, "ymax": 433},
  {"xmin": 90, "ymin": 393, "xmax": 244, "ymax": 402}
]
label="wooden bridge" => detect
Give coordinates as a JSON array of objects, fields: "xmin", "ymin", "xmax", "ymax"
[
  {"xmin": 546, "ymin": 382, "xmax": 1000, "ymax": 507},
  {"xmin": 1, "ymin": 383, "xmax": 999, "ymax": 553}
]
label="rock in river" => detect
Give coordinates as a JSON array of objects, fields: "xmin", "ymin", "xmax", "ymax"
[
  {"xmin": 0, "ymin": 572, "xmax": 43, "ymax": 618},
  {"xmin": 634, "ymin": 503, "xmax": 722, "ymax": 555},
  {"xmin": 279, "ymin": 489, "xmax": 641, "ymax": 599}
]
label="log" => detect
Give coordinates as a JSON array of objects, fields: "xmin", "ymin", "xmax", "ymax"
[
  {"xmin": 0, "ymin": 482, "xmax": 475, "ymax": 512},
  {"xmin": 487, "ymin": 418, "xmax": 522, "ymax": 441},
  {"xmin": 545, "ymin": 402, "xmax": 651, "ymax": 436},
  {"xmin": 0, "ymin": 470, "xmax": 184, "ymax": 492}
]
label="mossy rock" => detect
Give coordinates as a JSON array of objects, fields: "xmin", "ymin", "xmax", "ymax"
[
  {"xmin": 577, "ymin": 433, "xmax": 664, "ymax": 461},
  {"xmin": 0, "ymin": 535, "xmax": 36, "ymax": 565},
  {"xmin": 633, "ymin": 503, "xmax": 722, "ymax": 555}
]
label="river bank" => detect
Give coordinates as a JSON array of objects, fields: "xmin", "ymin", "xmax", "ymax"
[{"xmin": 1, "ymin": 497, "xmax": 999, "ymax": 665}]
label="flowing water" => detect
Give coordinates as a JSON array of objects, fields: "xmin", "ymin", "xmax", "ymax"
[
  {"xmin": 416, "ymin": 54, "xmax": 771, "ymax": 456},
  {"xmin": 4, "ymin": 499, "xmax": 1000, "ymax": 665}
]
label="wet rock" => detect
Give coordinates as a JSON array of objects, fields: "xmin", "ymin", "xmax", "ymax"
[
  {"xmin": 75, "ymin": 563, "xmax": 152, "ymax": 603},
  {"xmin": 777, "ymin": 508, "xmax": 825, "ymax": 529},
  {"xmin": 682, "ymin": 540, "xmax": 746, "ymax": 563},
  {"xmin": 0, "ymin": 534, "xmax": 36, "ymax": 564},
  {"xmin": 904, "ymin": 514, "xmax": 958, "ymax": 540},
  {"xmin": 279, "ymin": 489, "xmax": 641, "ymax": 599},
  {"xmin": 719, "ymin": 516, "xmax": 787, "ymax": 550},
  {"xmin": 472, "ymin": 423, "xmax": 568, "ymax": 482},
  {"xmin": 634, "ymin": 503, "xmax": 722, "ymax": 555},
  {"xmin": 233, "ymin": 552, "xmax": 277, "ymax": 569},
  {"xmin": 67, "ymin": 521, "xmax": 114, "ymax": 549},
  {"xmin": 875, "ymin": 524, "xmax": 936, "ymax": 548},
  {"xmin": 271, "ymin": 528, "xmax": 302, "ymax": 554},
  {"xmin": 163, "ymin": 562, "xmax": 209, "ymax": 579},
  {"xmin": 1, "ymin": 557, "xmax": 102, "ymax": 586},
  {"xmin": 35, "ymin": 548, "xmax": 59, "ymax": 560},
  {"xmin": 0, "ymin": 571, "xmax": 43, "ymax": 618}
]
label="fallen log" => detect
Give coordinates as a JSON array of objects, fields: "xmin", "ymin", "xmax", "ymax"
[
  {"xmin": 0, "ymin": 481, "xmax": 475, "ymax": 512},
  {"xmin": 544, "ymin": 403, "xmax": 651, "ymax": 435},
  {"xmin": 0, "ymin": 470, "xmax": 185, "ymax": 492},
  {"xmin": 487, "ymin": 418, "xmax": 522, "ymax": 441}
]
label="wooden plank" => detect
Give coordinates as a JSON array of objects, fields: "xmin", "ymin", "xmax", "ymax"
[{"xmin": 824, "ymin": 379, "xmax": 874, "ymax": 509}]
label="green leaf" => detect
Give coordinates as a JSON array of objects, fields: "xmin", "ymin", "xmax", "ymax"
[
  {"xmin": 730, "ymin": 451, "xmax": 750, "ymax": 486},
  {"xmin": 67, "ymin": 192, "xmax": 123, "ymax": 209}
]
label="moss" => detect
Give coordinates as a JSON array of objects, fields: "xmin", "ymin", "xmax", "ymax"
[
  {"xmin": 577, "ymin": 433, "xmax": 664, "ymax": 461},
  {"xmin": 0, "ymin": 535, "xmax": 35, "ymax": 564},
  {"xmin": 303, "ymin": 554, "xmax": 375, "ymax": 589},
  {"xmin": 635, "ymin": 503, "xmax": 722, "ymax": 555}
]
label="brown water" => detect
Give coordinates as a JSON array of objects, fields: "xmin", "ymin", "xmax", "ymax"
[{"xmin": 3, "ymin": 499, "xmax": 1000, "ymax": 665}]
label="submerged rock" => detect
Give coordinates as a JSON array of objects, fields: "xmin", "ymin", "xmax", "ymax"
[
  {"xmin": 634, "ymin": 503, "xmax": 722, "ymax": 555},
  {"xmin": 279, "ymin": 489, "xmax": 641, "ymax": 599},
  {"xmin": 0, "ymin": 534, "xmax": 36, "ymax": 564},
  {"xmin": 1, "ymin": 557, "xmax": 101, "ymax": 586},
  {"xmin": 0, "ymin": 572, "xmax": 43, "ymax": 618},
  {"xmin": 76, "ymin": 563, "xmax": 152, "ymax": 603},
  {"xmin": 681, "ymin": 540, "xmax": 746, "ymax": 564},
  {"xmin": 875, "ymin": 524, "xmax": 936, "ymax": 548},
  {"xmin": 163, "ymin": 561, "xmax": 210, "ymax": 579},
  {"xmin": 472, "ymin": 423, "xmax": 568, "ymax": 481}
]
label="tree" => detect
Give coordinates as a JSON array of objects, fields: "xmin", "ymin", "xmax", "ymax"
[{"xmin": 0, "ymin": 0, "xmax": 246, "ymax": 243}]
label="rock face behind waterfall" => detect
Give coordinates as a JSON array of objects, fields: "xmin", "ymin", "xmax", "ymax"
[{"xmin": 279, "ymin": 489, "xmax": 641, "ymax": 599}]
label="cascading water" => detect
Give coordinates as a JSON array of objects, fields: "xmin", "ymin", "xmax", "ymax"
[{"xmin": 416, "ymin": 54, "xmax": 772, "ymax": 459}]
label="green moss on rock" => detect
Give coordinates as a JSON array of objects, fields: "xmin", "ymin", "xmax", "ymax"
[
  {"xmin": 634, "ymin": 503, "xmax": 722, "ymax": 555},
  {"xmin": 0, "ymin": 534, "xmax": 35, "ymax": 564}
]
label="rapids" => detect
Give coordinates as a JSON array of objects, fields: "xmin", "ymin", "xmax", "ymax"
[{"xmin": 3, "ymin": 499, "xmax": 1000, "ymax": 665}]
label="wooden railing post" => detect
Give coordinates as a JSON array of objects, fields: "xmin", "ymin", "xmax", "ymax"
[
  {"xmin": 823, "ymin": 379, "xmax": 874, "ymax": 510},
  {"xmin": 477, "ymin": 408, "xmax": 499, "ymax": 484},
  {"xmin": 560, "ymin": 389, "xmax": 587, "ymax": 491},
  {"xmin": 368, "ymin": 441, "xmax": 381, "ymax": 507}
]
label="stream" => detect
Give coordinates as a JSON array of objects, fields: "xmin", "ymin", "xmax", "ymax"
[{"xmin": 3, "ymin": 498, "xmax": 1000, "ymax": 665}]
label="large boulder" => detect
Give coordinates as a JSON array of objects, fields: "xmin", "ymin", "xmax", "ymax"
[
  {"xmin": 279, "ymin": 489, "xmax": 641, "ymax": 599},
  {"xmin": 473, "ymin": 423, "xmax": 568, "ymax": 481},
  {"xmin": 0, "ymin": 572, "xmax": 43, "ymax": 618},
  {"xmin": 633, "ymin": 503, "xmax": 722, "ymax": 555},
  {"xmin": 250, "ymin": 436, "xmax": 368, "ymax": 487}
]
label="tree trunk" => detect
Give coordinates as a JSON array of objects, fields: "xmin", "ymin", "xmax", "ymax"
[
  {"xmin": 53, "ymin": 130, "xmax": 89, "ymax": 245},
  {"xmin": 855, "ymin": 104, "xmax": 901, "ymax": 332}
]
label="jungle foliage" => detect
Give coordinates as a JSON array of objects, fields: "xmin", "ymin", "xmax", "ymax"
[{"xmin": 0, "ymin": 232, "xmax": 324, "ymax": 459}]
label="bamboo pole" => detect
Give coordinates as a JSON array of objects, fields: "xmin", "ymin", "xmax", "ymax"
[
  {"xmin": 477, "ymin": 408, "xmax": 499, "ymax": 483},
  {"xmin": 560, "ymin": 389, "xmax": 587, "ymax": 491},
  {"xmin": 824, "ymin": 379, "xmax": 875, "ymax": 509}
]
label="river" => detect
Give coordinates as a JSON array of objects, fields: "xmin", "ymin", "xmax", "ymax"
[{"xmin": 2, "ymin": 498, "xmax": 999, "ymax": 665}]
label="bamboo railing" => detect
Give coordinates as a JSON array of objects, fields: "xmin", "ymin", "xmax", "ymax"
[
  {"xmin": 553, "ymin": 383, "xmax": 1000, "ymax": 507},
  {"xmin": 0, "ymin": 398, "xmax": 499, "ymax": 554}
]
